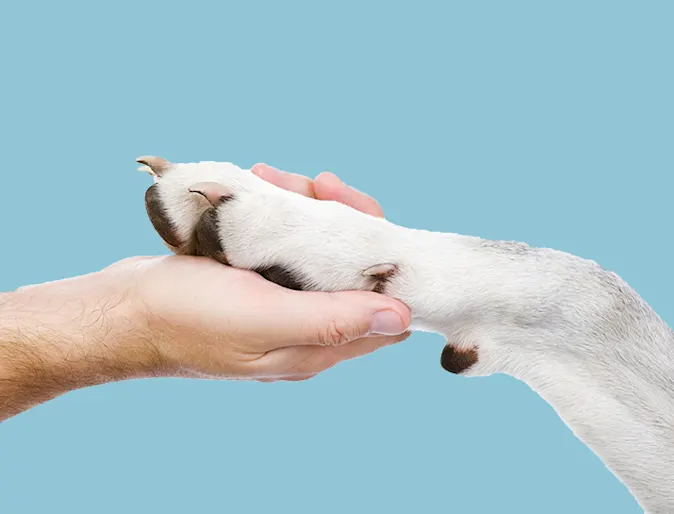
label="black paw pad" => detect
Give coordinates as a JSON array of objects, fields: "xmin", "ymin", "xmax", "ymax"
[
  {"xmin": 254, "ymin": 265, "xmax": 306, "ymax": 291},
  {"xmin": 145, "ymin": 184, "xmax": 183, "ymax": 249},
  {"xmin": 194, "ymin": 208, "xmax": 228, "ymax": 264},
  {"xmin": 441, "ymin": 344, "xmax": 478, "ymax": 374}
]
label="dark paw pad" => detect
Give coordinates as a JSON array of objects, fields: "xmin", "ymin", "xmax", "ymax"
[
  {"xmin": 194, "ymin": 208, "xmax": 228, "ymax": 264},
  {"xmin": 145, "ymin": 184, "xmax": 182, "ymax": 249},
  {"xmin": 441, "ymin": 344, "xmax": 478, "ymax": 374},
  {"xmin": 254, "ymin": 265, "xmax": 306, "ymax": 291}
]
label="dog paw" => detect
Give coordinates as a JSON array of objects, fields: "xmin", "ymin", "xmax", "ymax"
[{"xmin": 139, "ymin": 156, "xmax": 403, "ymax": 294}]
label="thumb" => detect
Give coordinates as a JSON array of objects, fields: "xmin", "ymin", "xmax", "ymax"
[{"xmin": 261, "ymin": 290, "xmax": 411, "ymax": 348}]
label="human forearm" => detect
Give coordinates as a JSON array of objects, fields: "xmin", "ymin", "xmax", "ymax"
[
  {"xmin": 0, "ymin": 276, "xmax": 156, "ymax": 422},
  {"xmin": 0, "ymin": 289, "xmax": 79, "ymax": 421}
]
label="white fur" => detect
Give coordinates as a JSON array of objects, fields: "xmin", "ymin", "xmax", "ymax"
[{"xmin": 146, "ymin": 159, "xmax": 674, "ymax": 513}]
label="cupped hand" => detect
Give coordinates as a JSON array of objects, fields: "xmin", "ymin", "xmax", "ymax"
[
  {"xmin": 122, "ymin": 164, "xmax": 406, "ymax": 381},
  {"xmin": 115, "ymin": 255, "xmax": 409, "ymax": 382}
]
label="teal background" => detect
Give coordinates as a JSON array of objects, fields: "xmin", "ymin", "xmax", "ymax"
[{"xmin": 0, "ymin": 1, "xmax": 671, "ymax": 512}]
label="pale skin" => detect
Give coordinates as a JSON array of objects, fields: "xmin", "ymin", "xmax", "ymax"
[{"xmin": 0, "ymin": 165, "xmax": 411, "ymax": 422}]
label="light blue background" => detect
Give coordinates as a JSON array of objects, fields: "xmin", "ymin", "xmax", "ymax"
[{"xmin": 1, "ymin": 1, "xmax": 671, "ymax": 512}]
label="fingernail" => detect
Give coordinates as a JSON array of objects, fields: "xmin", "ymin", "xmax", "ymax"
[{"xmin": 371, "ymin": 310, "xmax": 406, "ymax": 336}]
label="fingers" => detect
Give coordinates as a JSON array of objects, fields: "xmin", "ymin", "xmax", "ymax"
[
  {"xmin": 255, "ymin": 331, "xmax": 411, "ymax": 377},
  {"xmin": 251, "ymin": 163, "xmax": 315, "ymax": 197},
  {"xmin": 256, "ymin": 289, "xmax": 411, "ymax": 349},
  {"xmin": 313, "ymin": 172, "xmax": 385, "ymax": 218},
  {"xmin": 251, "ymin": 163, "xmax": 384, "ymax": 217}
]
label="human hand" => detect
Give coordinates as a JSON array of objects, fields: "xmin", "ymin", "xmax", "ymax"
[
  {"xmin": 115, "ymin": 255, "xmax": 410, "ymax": 381},
  {"xmin": 124, "ymin": 164, "xmax": 408, "ymax": 381},
  {"xmin": 0, "ymin": 166, "xmax": 410, "ymax": 420}
]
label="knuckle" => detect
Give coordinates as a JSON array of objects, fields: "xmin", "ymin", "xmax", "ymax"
[{"xmin": 318, "ymin": 319, "xmax": 349, "ymax": 346}]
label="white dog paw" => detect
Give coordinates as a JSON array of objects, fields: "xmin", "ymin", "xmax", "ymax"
[{"xmin": 139, "ymin": 156, "xmax": 402, "ymax": 294}]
